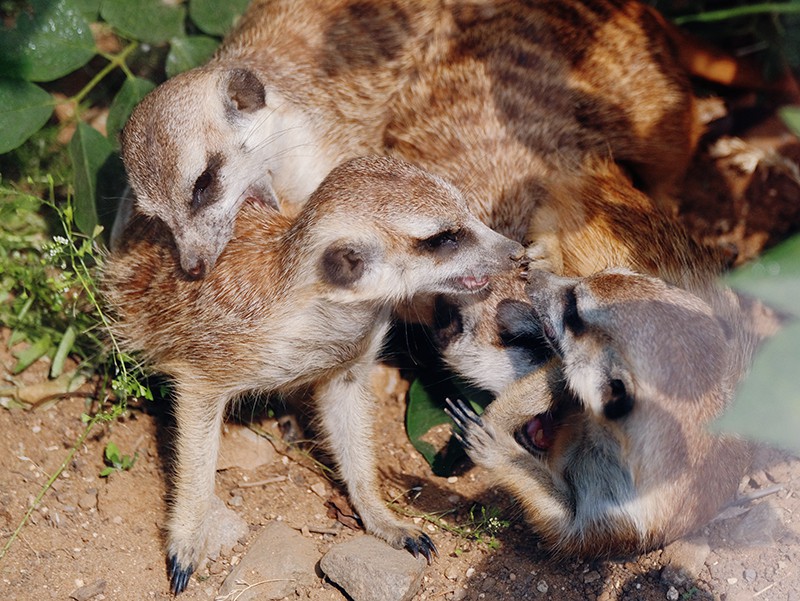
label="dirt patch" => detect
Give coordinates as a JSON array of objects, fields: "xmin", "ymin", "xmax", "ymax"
[{"xmin": 1, "ymin": 117, "xmax": 799, "ymax": 601}]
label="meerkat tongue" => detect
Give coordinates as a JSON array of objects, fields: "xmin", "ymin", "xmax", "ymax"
[
  {"xmin": 460, "ymin": 275, "xmax": 489, "ymax": 290},
  {"xmin": 526, "ymin": 414, "xmax": 555, "ymax": 450}
]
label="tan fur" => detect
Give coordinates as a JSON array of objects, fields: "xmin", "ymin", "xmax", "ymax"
[
  {"xmin": 449, "ymin": 267, "xmax": 771, "ymax": 557},
  {"xmin": 102, "ymin": 156, "xmax": 523, "ymax": 593},
  {"xmin": 119, "ymin": 0, "xmax": 702, "ymax": 277}
]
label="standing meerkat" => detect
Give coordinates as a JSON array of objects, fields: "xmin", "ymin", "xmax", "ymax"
[
  {"xmin": 446, "ymin": 267, "xmax": 774, "ymax": 556},
  {"xmin": 102, "ymin": 156, "xmax": 524, "ymax": 594},
  {"xmin": 119, "ymin": 0, "xmax": 706, "ymax": 278}
]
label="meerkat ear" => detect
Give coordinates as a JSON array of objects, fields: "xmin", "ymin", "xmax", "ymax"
[
  {"xmin": 226, "ymin": 69, "xmax": 266, "ymax": 113},
  {"xmin": 320, "ymin": 242, "xmax": 374, "ymax": 288},
  {"xmin": 496, "ymin": 300, "xmax": 541, "ymax": 347}
]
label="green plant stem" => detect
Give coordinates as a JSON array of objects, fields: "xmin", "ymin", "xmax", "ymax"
[
  {"xmin": 674, "ymin": 3, "xmax": 800, "ymax": 24},
  {"xmin": 0, "ymin": 414, "xmax": 103, "ymax": 562},
  {"xmin": 71, "ymin": 42, "xmax": 139, "ymax": 106}
]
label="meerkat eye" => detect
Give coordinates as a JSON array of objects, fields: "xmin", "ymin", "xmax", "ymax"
[
  {"xmin": 420, "ymin": 228, "xmax": 462, "ymax": 252},
  {"xmin": 191, "ymin": 168, "xmax": 214, "ymax": 211},
  {"xmin": 604, "ymin": 378, "xmax": 634, "ymax": 420},
  {"xmin": 563, "ymin": 288, "xmax": 585, "ymax": 335},
  {"xmin": 191, "ymin": 154, "xmax": 223, "ymax": 212}
]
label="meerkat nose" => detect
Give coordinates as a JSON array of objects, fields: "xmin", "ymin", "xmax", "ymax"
[{"xmin": 184, "ymin": 258, "xmax": 207, "ymax": 280}]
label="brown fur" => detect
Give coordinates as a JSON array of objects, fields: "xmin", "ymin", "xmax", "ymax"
[
  {"xmin": 119, "ymin": 0, "xmax": 703, "ymax": 277},
  {"xmin": 448, "ymin": 267, "xmax": 773, "ymax": 557},
  {"xmin": 103, "ymin": 156, "xmax": 523, "ymax": 593}
]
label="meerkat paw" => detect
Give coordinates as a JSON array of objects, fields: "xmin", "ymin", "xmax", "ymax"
[
  {"xmin": 445, "ymin": 397, "xmax": 497, "ymax": 467},
  {"xmin": 168, "ymin": 553, "xmax": 195, "ymax": 595},
  {"xmin": 358, "ymin": 512, "xmax": 438, "ymax": 563},
  {"xmin": 522, "ymin": 242, "xmax": 554, "ymax": 274}
]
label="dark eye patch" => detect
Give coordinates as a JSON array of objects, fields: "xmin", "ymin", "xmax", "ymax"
[
  {"xmin": 418, "ymin": 227, "xmax": 463, "ymax": 254},
  {"xmin": 563, "ymin": 287, "xmax": 585, "ymax": 335},
  {"xmin": 191, "ymin": 153, "xmax": 224, "ymax": 213},
  {"xmin": 604, "ymin": 378, "xmax": 634, "ymax": 420}
]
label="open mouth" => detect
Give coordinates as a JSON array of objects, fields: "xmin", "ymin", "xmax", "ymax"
[
  {"xmin": 514, "ymin": 413, "xmax": 557, "ymax": 455},
  {"xmin": 457, "ymin": 274, "xmax": 490, "ymax": 292}
]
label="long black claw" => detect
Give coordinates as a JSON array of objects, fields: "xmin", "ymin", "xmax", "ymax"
[
  {"xmin": 404, "ymin": 533, "xmax": 437, "ymax": 564},
  {"xmin": 444, "ymin": 397, "xmax": 482, "ymax": 431},
  {"xmin": 168, "ymin": 555, "xmax": 194, "ymax": 595}
]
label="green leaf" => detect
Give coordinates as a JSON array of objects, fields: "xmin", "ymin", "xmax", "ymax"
[
  {"xmin": 0, "ymin": 0, "xmax": 95, "ymax": 82},
  {"xmin": 101, "ymin": 0, "xmax": 186, "ymax": 45},
  {"xmin": 71, "ymin": 0, "xmax": 102, "ymax": 22},
  {"xmin": 713, "ymin": 320, "xmax": 800, "ymax": 453},
  {"xmin": 406, "ymin": 378, "xmax": 451, "ymax": 468},
  {"xmin": 99, "ymin": 466, "xmax": 115, "ymax": 477},
  {"xmin": 779, "ymin": 106, "xmax": 800, "ymax": 138},
  {"xmin": 166, "ymin": 35, "xmax": 219, "ymax": 79},
  {"xmin": 725, "ymin": 234, "xmax": 800, "ymax": 316},
  {"xmin": 69, "ymin": 122, "xmax": 114, "ymax": 236},
  {"xmin": 189, "ymin": 0, "xmax": 249, "ymax": 36},
  {"xmin": 106, "ymin": 77, "xmax": 156, "ymax": 144},
  {"xmin": 0, "ymin": 79, "xmax": 54, "ymax": 154},
  {"xmin": 104, "ymin": 440, "xmax": 120, "ymax": 462},
  {"xmin": 50, "ymin": 325, "xmax": 76, "ymax": 379},
  {"xmin": 12, "ymin": 334, "xmax": 53, "ymax": 374}
]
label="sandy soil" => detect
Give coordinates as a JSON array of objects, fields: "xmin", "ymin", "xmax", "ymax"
[{"xmin": 1, "ymin": 114, "xmax": 799, "ymax": 601}]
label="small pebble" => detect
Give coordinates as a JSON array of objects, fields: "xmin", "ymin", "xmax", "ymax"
[
  {"xmin": 583, "ymin": 571, "xmax": 601, "ymax": 584},
  {"xmin": 445, "ymin": 566, "xmax": 460, "ymax": 581},
  {"xmin": 727, "ymin": 577, "xmax": 738, "ymax": 585},
  {"xmin": 666, "ymin": 586, "xmax": 679, "ymax": 601},
  {"xmin": 536, "ymin": 579, "xmax": 549, "ymax": 593},
  {"xmin": 743, "ymin": 569, "xmax": 756, "ymax": 582},
  {"xmin": 465, "ymin": 567, "xmax": 475, "ymax": 579},
  {"xmin": 447, "ymin": 476, "xmax": 458, "ymax": 484},
  {"xmin": 448, "ymin": 495, "xmax": 460, "ymax": 504},
  {"xmin": 228, "ymin": 495, "xmax": 243, "ymax": 507}
]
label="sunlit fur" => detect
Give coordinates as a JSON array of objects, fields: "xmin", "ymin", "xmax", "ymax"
[
  {"xmin": 119, "ymin": 0, "xmax": 703, "ymax": 278},
  {"xmin": 102, "ymin": 156, "xmax": 522, "ymax": 590}
]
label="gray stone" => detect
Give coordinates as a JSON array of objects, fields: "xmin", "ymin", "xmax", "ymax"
[
  {"xmin": 205, "ymin": 495, "xmax": 248, "ymax": 561},
  {"xmin": 218, "ymin": 521, "xmax": 320, "ymax": 600},
  {"xmin": 216, "ymin": 424, "xmax": 277, "ymax": 472},
  {"xmin": 319, "ymin": 535, "xmax": 426, "ymax": 601},
  {"xmin": 69, "ymin": 579, "xmax": 105, "ymax": 601},
  {"xmin": 660, "ymin": 537, "xmax": 711, "ymax": 587},
  {"xmin": 729, "ymin": 501, "xmax": 782, "ymax": 546}
]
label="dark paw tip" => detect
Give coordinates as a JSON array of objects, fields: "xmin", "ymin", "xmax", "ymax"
[
  {"xmin": 404, "ymin": 533, "xmax": 437, "ymax": 564},
  {"xmin": 168, "ymin": 555, "xmax": 194, "ymax": 595}
]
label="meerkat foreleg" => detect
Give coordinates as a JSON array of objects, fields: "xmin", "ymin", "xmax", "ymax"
[
  {"xmin": 315, "ymin": 359, "xmax": 436, "ymax": 561},
  {"xmin": 166, "ymin": 383, "xmax": 229, "ymax": 594},
  {"xmin": 445, "ymin": 397, "xmax": 574, "ymax": 538}
]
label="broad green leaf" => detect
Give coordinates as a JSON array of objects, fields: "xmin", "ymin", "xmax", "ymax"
[
  {"xmin": 166, "ymin": 35, "xmax": 219, "ymax": 79},
  {"xmin": 101, "ymin": 0, "xmax": 186, "ymax": 45},
  {"xmin": 725, "ymin": 234, "xmax": 800, "ymax": 316},
  {"xmin": 12, "ymin": 334, "xmax": 53, "ymax": 374},
  {"xmin": 189, "ymin": 0, "xmax": 249, "ymax": 36},
  {"xmin": 0, "ymin": 79, "xmax": 54, "ymax": 154},
  {"xmin": 0, "ymin": 0, "xmax": 95, "ymax": 82},
  {"xmin": 713, "ymin": 320, "xmax": 800, "ymax": 452},
  {"xmin": 779, "ymin": 106, "xmax": 800, "ymax": 138},
  {"xmin": 406, "ymin": 378, "xmax": 451, "ymax": 468},
  {"xmin": 106, "ymin": 77, "xmax": 156, "ymax": 143},
  {"xmin": 71, "ymin": 0, "xmax": 102, "ymax": 22},
  {"xmin": 50, "ymin": 325, "xmax": 76, "ymax": 378},
  {"xmin": 69, "ymin": 122, "xmax": 113, "ymax": 236}
]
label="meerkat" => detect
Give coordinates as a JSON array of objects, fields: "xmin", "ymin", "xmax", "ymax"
[
  {"xmin": 102, "ymin": 156, "xmax": 524, "ymax": 594},
  {"xmin": 120, "ymin": 0, "xmax": 711, "ymax": 279},
  {"xmin": 446, "ymin": 266, "xmax": 775, "ymax": 557},
  {"xmin": 433, "ymin": 158, "xmax": 724, "ymax": 394}
]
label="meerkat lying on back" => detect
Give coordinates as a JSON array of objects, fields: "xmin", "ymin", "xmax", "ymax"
[
  {"xmin": 119, "ymin": 0, "xmax": 706, "ymax": 278},
  {"xmin": 447, "ymin": 267, "xmax": 772, "ymax": 556},
  {"xmin": 102, "ymin": 156, "xmax": 523, "ymax": 594},
  {"xmin": 434, "ymin": 159, "xmax": 722, "ymax": 394}
]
